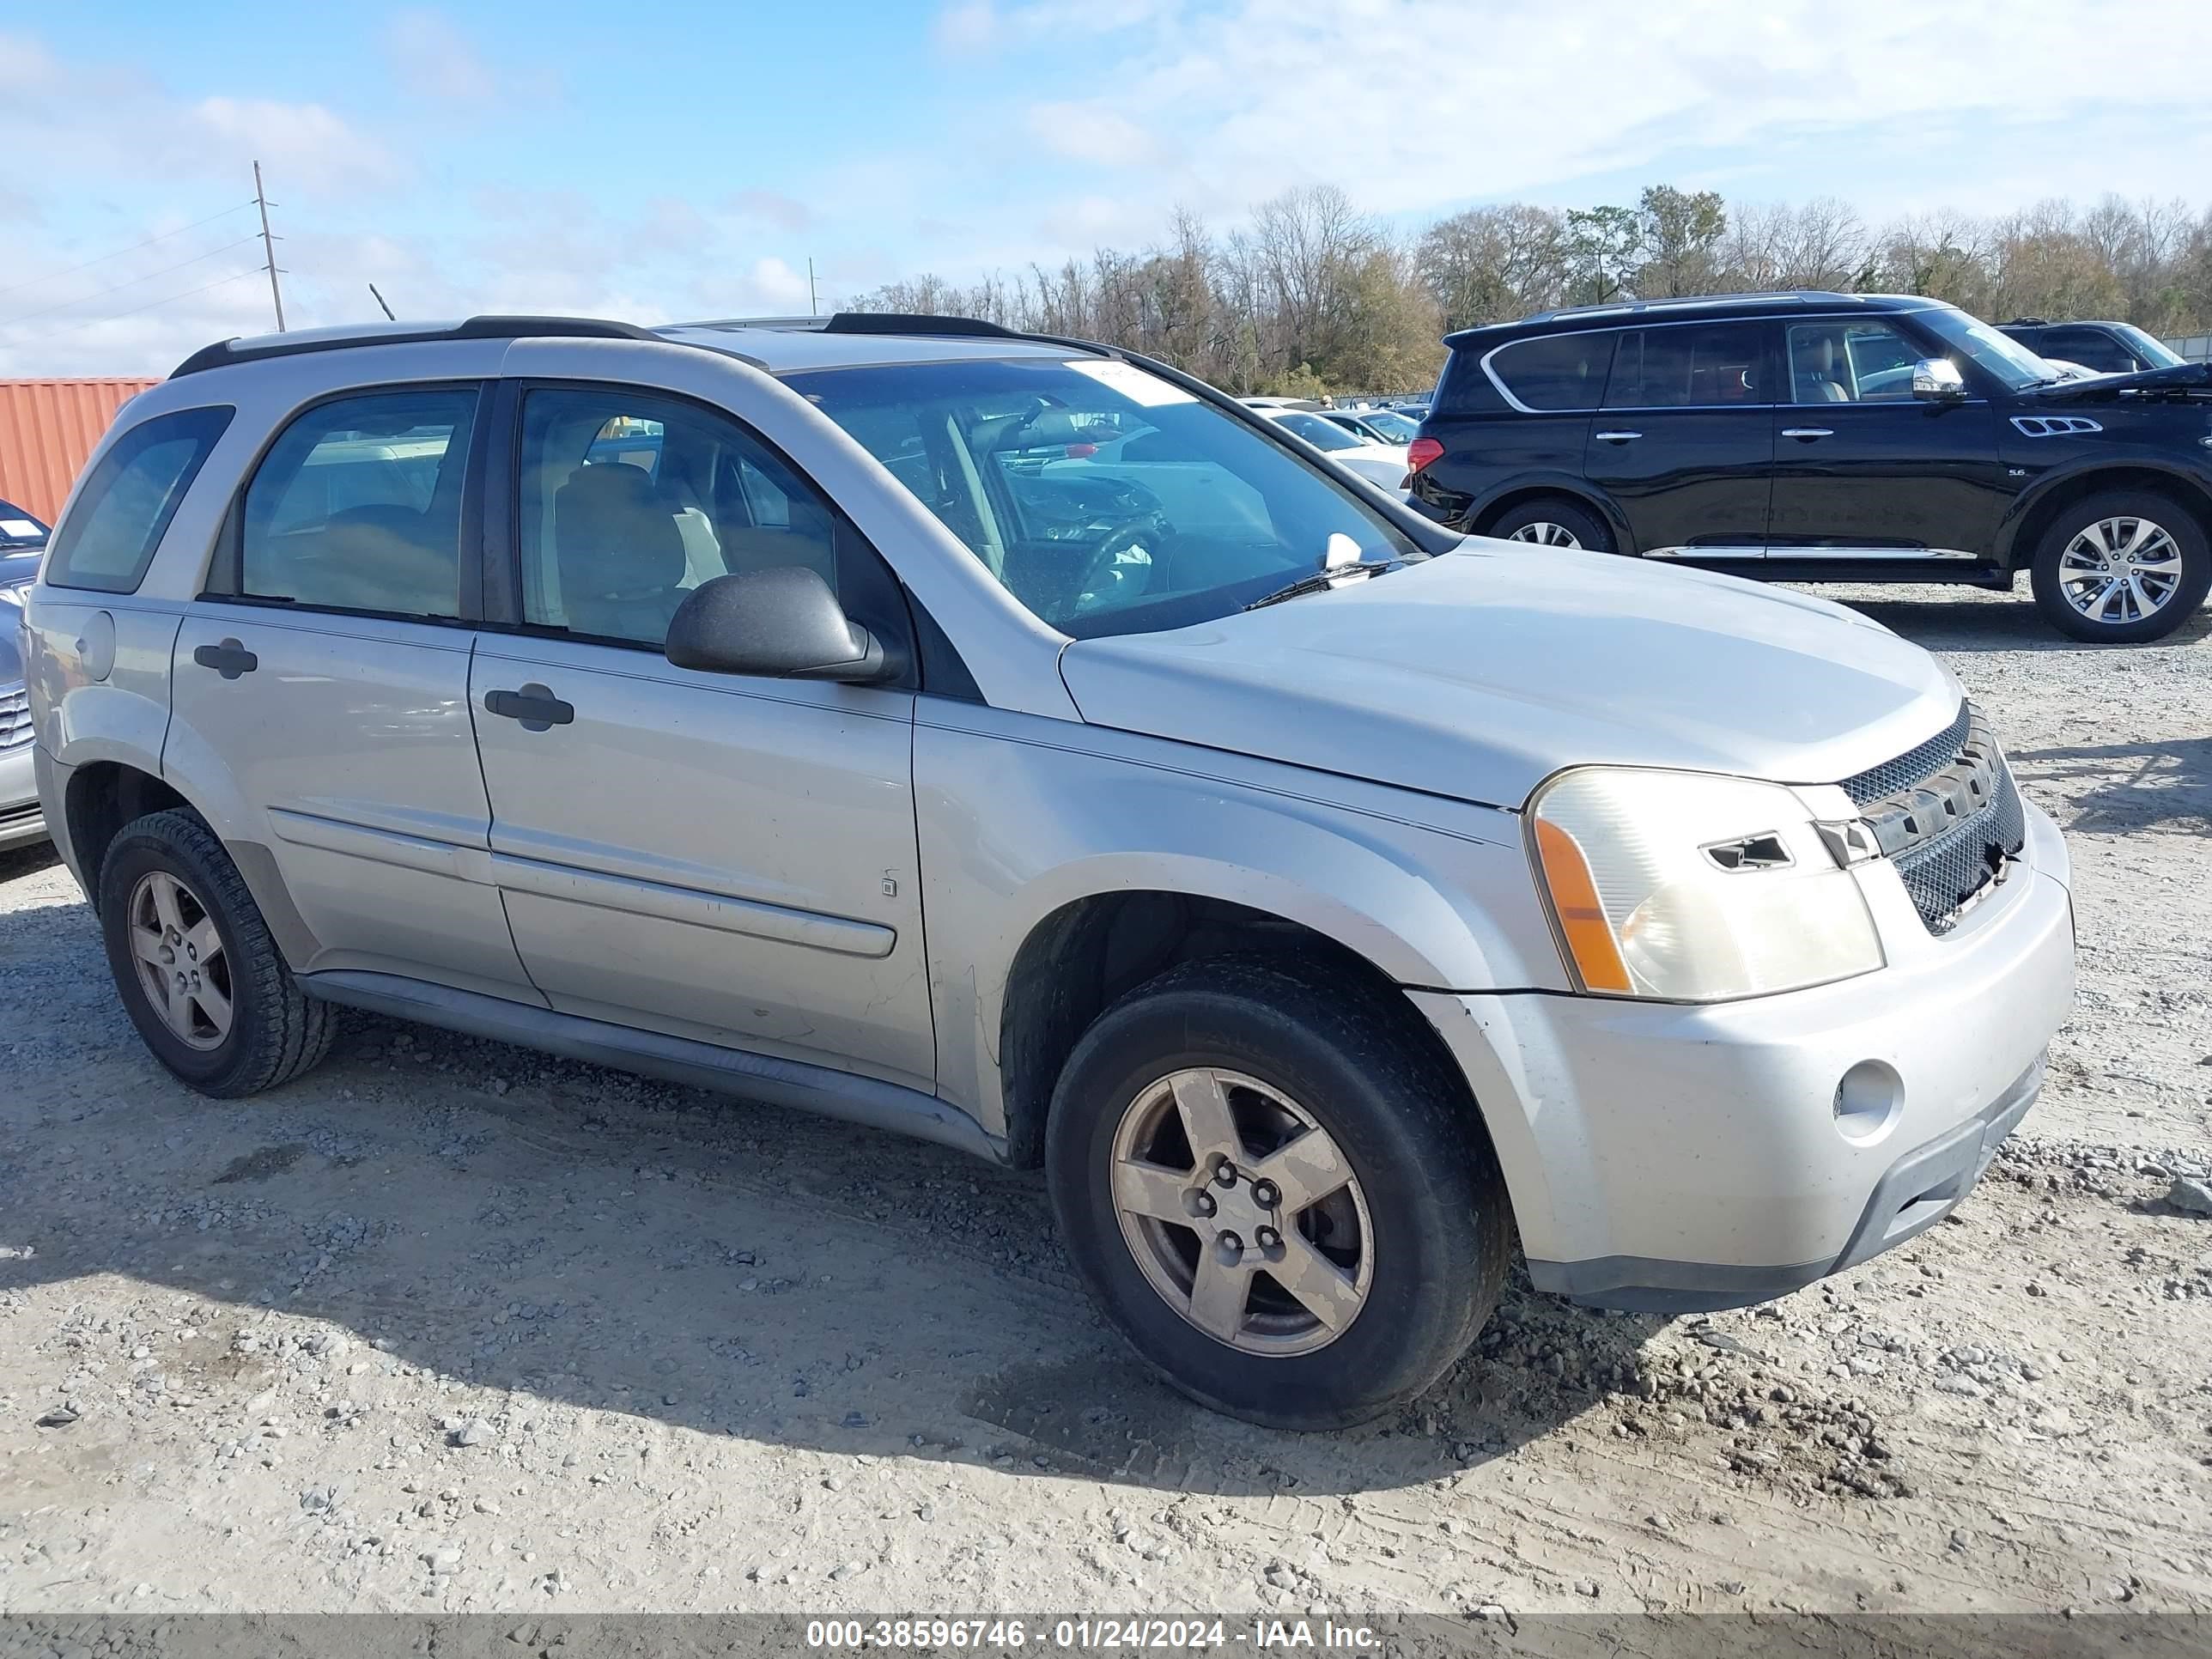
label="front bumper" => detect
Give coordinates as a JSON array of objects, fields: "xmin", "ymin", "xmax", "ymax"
[
  {"xmin": 1411, "ymin": 797, "xmax": 2075, "ymax": 1313},
  {"xmin": 0, "ymin": 742, "xmax": 44, "ymax": 850}
]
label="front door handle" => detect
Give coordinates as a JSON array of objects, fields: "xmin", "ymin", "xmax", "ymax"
[
  {"xmin": 483, "ymin": 683, "xmax": 574, "ymax": 732},
  {"xmin": 1593, "ymin": 430, "xmax": 1642, "ymax": 443},
  {"xmin": 1782, "ymin": 427, "xmax": 1835, "ymax": 441},
  {"xmin": 191, "ymin": 638, "xmax": 258, "ymax": 679}
]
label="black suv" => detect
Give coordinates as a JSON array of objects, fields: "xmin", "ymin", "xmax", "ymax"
[
  {"xmin": 1998, "ymin": 317, "xmax": 2188, "ymax": 379},
  {"xmin": 1406, "ymin": 292, "xmax": 2212, "ymax": 641}
]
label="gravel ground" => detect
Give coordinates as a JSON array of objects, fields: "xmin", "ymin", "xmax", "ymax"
[{"xmin": 0, "ymin": 582, "xmax": 2207, "ymax": 1618}]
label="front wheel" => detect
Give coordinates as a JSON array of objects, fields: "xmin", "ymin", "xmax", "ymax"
[
  {"xmin": 1045, "ymin": 958, "xmax": 1510, "ymax": 1430},
  {"xmin": 2029, "ymin": 491, "xmax": 2210, "ymax": 643}
]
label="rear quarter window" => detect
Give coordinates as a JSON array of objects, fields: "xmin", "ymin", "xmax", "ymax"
[
  {"xmin": 1486, "ymin": 333, "xmax": 1618, "ymax": 412},
  {"xmin": 44, "ymin": 405, "xmax": 234, "ymax": 593}
]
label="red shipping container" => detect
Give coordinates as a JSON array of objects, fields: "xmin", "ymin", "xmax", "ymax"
[{"xmin": 0, "ymin": 378, "xmax": 163, "ymax": 523}]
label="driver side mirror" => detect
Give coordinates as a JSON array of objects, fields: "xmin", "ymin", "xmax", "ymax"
[
  {"xmin": 1911, "ymin": 358, "xmax": 1967, "ymax": 401},
  {"xmin": 664, "ymin": 567, "xmax": 896, "ymax": 684}
]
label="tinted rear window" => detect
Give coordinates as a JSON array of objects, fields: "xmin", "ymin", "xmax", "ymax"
[
  {"xmin": 1487, "ymin": 333, "xmax": 1617, "ymax": 411},
  {"xmin": 45, "ymin": 406, "xmax": 234, "ymax": 592}
]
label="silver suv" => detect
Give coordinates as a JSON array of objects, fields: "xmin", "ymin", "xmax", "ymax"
[{"xmin": 22, "ymin": 313, "xmax": 2075, "ymax": 1428}]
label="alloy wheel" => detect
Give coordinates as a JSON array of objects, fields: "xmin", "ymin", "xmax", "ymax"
[
  {"xmin": 126, "ymin": 870, "xmax": 234, "ymax": 1051},
  {"xmin": 1109, "ymin": 1067, "xmax": 1372, "ymax": 1355},
  {"xmin": 2057, "ymin": 516, "xmax": 2185, "ymax": 625},
  {"xmin": 1506, "ymin": 521, "xmax": 1582, "ymax": 549}
]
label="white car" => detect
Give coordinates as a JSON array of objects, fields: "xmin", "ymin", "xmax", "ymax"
[
  {"xmin": 1320, "ymin": 407, "xmax": 1422, "ymax": 447},
  {"xmin": 1254, "ymin": 408, "xmax": 1410, "ymax": 493}
]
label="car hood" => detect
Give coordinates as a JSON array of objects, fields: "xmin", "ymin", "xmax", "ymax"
[
  {"xmin": 1057, "ymin": 544, "xmax": 1962, "ymax": 809},
  {"xmin": 2027, "ymin": 361, "xmax": 2212, "ymax": 401}
]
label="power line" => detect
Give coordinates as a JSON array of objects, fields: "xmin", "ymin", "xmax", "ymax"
[
  {"xmin": 0, "ymin": 236, "xmax": 263, "ymax": 329},
  {"xmin": 33, "ymin": 269, "xmax": 264, "ymax": 337},
  {"xmin": 0, "ymin": 201, "xmax": 257, "ymax": 304}
]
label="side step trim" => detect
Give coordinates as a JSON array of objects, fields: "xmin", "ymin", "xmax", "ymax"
[{"xmin": 301, "ymin": 969, "xmax": 1003, "ymax": 1164}]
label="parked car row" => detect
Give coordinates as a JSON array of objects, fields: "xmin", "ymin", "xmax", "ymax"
[
  {"xmin": 21, "ymin": 309, "xmax": 2075, "ymax": 1428},
  {"xmin": 0, "ymin": 497, "xmax": 49, "ymax": 850},
  {"xmin": 1402, "ymin": 290, "xmax": 2212, "ymax": 642}
]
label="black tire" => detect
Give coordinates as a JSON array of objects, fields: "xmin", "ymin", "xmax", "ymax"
[
  {"xmin": 1045, "ymin": 957, "xmax": 1511, "ymax": 1430},
  {"xmin": 2029, "ymin": 489, "xmax": 2210, "ymax": 644},
  {"xmin": 97, "ymin": 809, "xmax": 337, "ymax": 1097},
  {"xmin": 1482, "ymin": 496, "xmax": 1616, "ymax": 553}
]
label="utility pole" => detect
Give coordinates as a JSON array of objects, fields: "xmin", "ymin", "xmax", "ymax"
[
  {"xmin": 808, "ymin": 258, "xmax": 818, "ymax": 318},
  {"xmin": 253, "ymin": 161, "xmax": 286, "ymax": 332}
]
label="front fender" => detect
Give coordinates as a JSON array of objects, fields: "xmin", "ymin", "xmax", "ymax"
[
  {"xmin": 1993, "ymin": 457, "xmax": 2212, "ymax": 566},
  {"xmin": 914, "ymin": 705, "xmax": 1568, "ymax": 1137}
]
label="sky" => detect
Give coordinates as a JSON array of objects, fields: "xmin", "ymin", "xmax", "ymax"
[{"xmin": 4, "ymin": 0, "xmax": 2212, "ymax": 376}]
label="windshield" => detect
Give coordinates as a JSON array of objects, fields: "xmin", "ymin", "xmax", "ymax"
[
  {"xmin": 1352, "ymin": 410, "xmax": 1419, "ymax": 442},
  {"xmin": 1915, "ymin": 306, "xmax": 2058, "ymax": 391},
  {"xmin": 0, "ymin": 501, "xmax": 49, "ymax": 550},
  {"xmin": 2112, "ymin": 325, "xmax": 2185, "ymax": 369},
  {"xmin": 788, "ymin": 357, "xmax": 1422, "ymax": 639},
  {"xmin": 1267, "ymin": 410, "xmax": 1365, "ymax": 451}
]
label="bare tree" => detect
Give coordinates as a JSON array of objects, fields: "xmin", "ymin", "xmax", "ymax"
[{"xmin": 846, "ymin": 185, "xmax": 2210, "ymax": 397}]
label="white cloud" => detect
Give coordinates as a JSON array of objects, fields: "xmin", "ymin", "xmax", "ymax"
[
  {"xmin": 981, "ymin": 0, "xmax": 2212, "ymax": 222},
  {"xmin": 382, "ymin": 9, "xmax": 497, "ymax": 102},
  {"xmin": 934, "ymin": 0, "xmax": 998, "ymax": 52}
]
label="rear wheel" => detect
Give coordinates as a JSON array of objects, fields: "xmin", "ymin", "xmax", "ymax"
[
  {"xmin": 2029, "ymin": 490, "xmax": 2209, "ymax": 643},
  {"xmin": 1485, "ymin": 496, "xmax": 1615, "ymax": 554},
  {"xmin": 1045, "ymin": 958, "xmax": 1511, "ymax": 1430},
  {"xmin": 98, "ymin": 810, "xmax": 337, "ymax": 1097}
]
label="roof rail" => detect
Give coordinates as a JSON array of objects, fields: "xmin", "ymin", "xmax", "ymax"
[
  {"xmin": 2004, "ymin": 316, "xmax": 2050, "ymax": 327},
  {"xmin": 1516, "ymin": 289, "xmax": 1867, "ymax": 326},
  {"xmin": 170, "ymin": 315, "xmax": 662, "ymax": 379}
]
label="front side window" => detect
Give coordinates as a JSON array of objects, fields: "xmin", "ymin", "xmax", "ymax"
[
  {"xmin": 788, "ymin": 356, "xmax": 1423, "ymax": 639},
  {"xmin": 1489, "ymin": 333, "xmax": 1617, "ymax": 411},
  {"xmin": 1784, "ymin": 320, "xmax": 1922, "ymax": 404},
  {"xmin": 238, "ymin": 389, "xmax": 477, "ymax": 617},
  {"xmin": 1606, "ymin": 324, "xmax": 1768, "ymax": 408},
  {"xmin": 514, "ymin": 386, "xmax": 890, "ymax": 653},
  {"xmin": 2042, "ymin": 329, "xmax": 2135, "ymax": 374},
  {"xmin": 45, "ymin": 405, "xmax": 233, "ymax": 592}
]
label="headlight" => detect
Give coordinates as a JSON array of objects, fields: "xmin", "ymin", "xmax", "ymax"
[{"xmin": 1528, "ymin": 767, "xmax": 1883, "ymax": 1002}]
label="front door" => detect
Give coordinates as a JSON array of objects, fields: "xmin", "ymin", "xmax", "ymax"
[
  {"xmin": 468, "ymin": 382, "xmax": 935, "ymax": 1090},
  {"xmin": 173, "ymin": 383, "xmax": 537, "ymax": 997},
  {"xmin": 1765, "ymin": 315, "xmax": 2009, "ymax": 561},
  {"xmin": 1580, "ymin": 320, "xmax": 1776, "ymax": 556}
]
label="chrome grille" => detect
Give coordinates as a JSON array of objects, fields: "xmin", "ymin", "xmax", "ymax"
[
  {"xmin": 0, "ymin": 686, "xmax": 29, "ymax": 753},
  {"xmin": 1840, "ymin": 702, "xmax": 1972, "ymax": 808},
  {"xmin": 1844, "ymin": 702, "xmax": 2027, "ymax": 936}
]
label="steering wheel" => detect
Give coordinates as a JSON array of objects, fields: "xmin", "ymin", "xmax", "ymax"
[{"xmin": 1066, "ymin": 522, "xmax": 1160, "ymax": 615}]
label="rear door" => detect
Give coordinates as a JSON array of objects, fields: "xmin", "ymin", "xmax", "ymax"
[
  {"xmin": 171, "ymin": 383, "xmax": 538, "ymax": 997},
  {"xmin": 1580, "ymin": 321, "xmax": 1775, "ymax": 556},
  {"xmin": 1765, "ymin": 314, "xmax": 2008, "ymax": 561}
]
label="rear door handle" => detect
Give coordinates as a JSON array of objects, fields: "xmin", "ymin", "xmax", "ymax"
[
  {"xmin": 483, "ymin": 683, "xmax": 574, "ymax": 732},
  {"xmin": 1593, "ymin": 430, "xmax": 1642, "ymax": 443},
  {"xmin": 191, "ymin": 638, "xmax": 258, "ymax": 679},
  {"xmin": 1782, "ymin": 427, "xmax": 1835, "ymax": 441}
]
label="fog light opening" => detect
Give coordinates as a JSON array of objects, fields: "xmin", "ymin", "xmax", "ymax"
[{"xmin": 1833, "ymin": 1060, "xmax": 1904, "ymax": 1146}]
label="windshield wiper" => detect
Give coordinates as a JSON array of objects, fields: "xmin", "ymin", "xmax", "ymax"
[{"xmin": 1243, "ymin": 557, "xmax": 1410, "ymax": 611}]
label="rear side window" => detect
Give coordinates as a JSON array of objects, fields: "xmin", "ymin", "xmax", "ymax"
[
  {"xmin": 1605, "ymin": 323, "xmax": 1769, "ymax": 408},
  {"xmin": 1487, "ymin": 333, "xmax": 1617, "ymax": 411},
  {"xmin": 44, "ymin": 406, "xmax": 234, "ymax": 592},
  {"xmin": 235, "ymin": 389, "xmax": 479, "ymax": 618}
]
